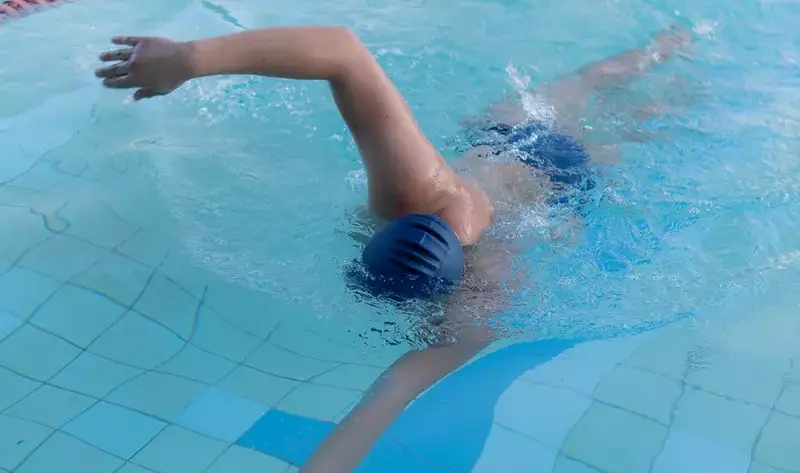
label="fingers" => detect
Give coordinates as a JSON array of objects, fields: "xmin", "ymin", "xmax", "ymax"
[
  {"xmin": 98, "ymin": 48, "xmax": 133, "ymax": 62},
  {"xmin": 102, "ymin": 75, "xmax": 135, "ymax": 89},
  {"xmin": 111, "ymin": 36, "xmax": 142, "ymax": 46},
  {"xmin": 95, "ymin": 60, "xmax": 131, "ymax": 79},
  {"xmin": 133, "ymin": 88, "xmax": 162, "ymax": 101}
]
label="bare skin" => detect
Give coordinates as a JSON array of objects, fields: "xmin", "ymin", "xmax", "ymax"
[{"xmin": 95, "ymin": 26, "xmax": 691, "ymax": 473}]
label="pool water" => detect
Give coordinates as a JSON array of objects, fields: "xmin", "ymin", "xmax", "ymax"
[{"xmin": 1, "ymin": 0, "xmax": 799, "ymax": 472}]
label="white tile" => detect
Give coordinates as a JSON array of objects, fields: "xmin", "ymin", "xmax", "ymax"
[
  {"xmin": 89, "ymin": 311, "xmax": 184, "ymax": 369},
  {"xmin": 18, "ymin": 235, "xmax": 108, "ymax": 281},
  {"xmin": 106, "ymin": 371, "xmax": 206, "ymax": 421},
  {"xmin": 519, "ymin": 334, "xmax": 649, "ymax": 394},
  {"xmin": 133, "ymin": 273, "xmax": 199, "ymax": 339},
  {"xmin": 775, "ymin": 384, "xmax": 800, "ymax": 417},
  {"xmin": 63, "ymin": 402, "xmax": 165, "ymax": 460},
  {"xmin": 15, "ymin": 431, "xmax": 123, "ymax": 473},
  {"xmin": 552, "ymin": 456, "xmax": 604, "ymax": 473},
  {"xmin": 562, "ymin": 403, "xmax": 668, "ymax": 473},
  {"xmin": 269, "ymin": 323, "xmax": 368, "ymax": 363},
  {"xmin": 0, "ymin": 324, "xmax": 80, "ymax": 380},
  {"xmin": 132, "ymin": 425, "xmax": 227, "ymax": 473},
  {"xmin": 754, "ymin": 412, "xmax": 800, "ymax": 471},
  {"xmin": 158, "ymin": 344, "xmax": 235, "ymax": 384},
  {"xmin": 246, "ymin": 342, "xmax": 339, "ymax": 381},
  {"xmin": 0, "ymin": 266, "xmax": 61, "ymax": 318},
  {"xmin": 204, "ymin": 281, "xmax": 286, "ymax": 338},
  {"xmin": 192, "ymin": 305, "xmax": 261, "ymax": 362},
  {"xmin": 0, "ymin": 367, "xmax": 40, "ymax": 411},
  {"xmin": 116, "ymin": 229, "xmax": 172, "ymax": 268},
  {"xmin": 6, "ymin": 385, "xmax": 95, "ymax": 429},
  {"xmin": 277, "ymin": 384, "xmax": 361, "ymax": 421},
  {"xmin": 0, "ymin": 414, "xmax": 53, "ymax": 471},
  {"xmin": 72, "ymin": 252, "xmax": 152, "ymax": 307},
  {"xmin": 594, "ymin": 365, "xmax": 682, "ymax": 424},
  {"xmin": 495, "ymin": 381, "xmax": 592, "ymax": 448},
  {"xmin": 60, "ymin": 202, "xmax": 138, "ymax": 249},
  {"xmin": 0, "ymin": 207, "xmax": 50, "ymax": 262},
  {"xmin": 472, "ymin": 423, "xmax": 557, "ymax": 473},
  {"xmin": 0, "ymin": 310, "xmax": 22, "ymax": 340},
  {"xmin": 206, "ymin": 445, "xmax": 289, "ymax": 473},
  {"xmin": 312, "ymin": 363, "xmax": 384, "ymax": 391},
  {"xmin": 50, "ymin": 351, "xmax": 142, "ymax": 398},
  {"xmin": 30, "ymin": 285, "xmax": 126, "ymax": 348},
  {"xmin": 673, "ymin": 387, "xmax": 769, "ymax": 453},
  {"xmin": 176, "ymin": 387, "xmax": 267, "ymax": 442},
  {"xmin": 653, "ymin": 428, "xmax": 750, "ymax": 473},
  {"xmin": 685, "ymin": 354, "xmax": 785, "ymax": 407},
  {"xmin": 217, "ymin": 366, "xmax": 300, "ymax": 407}
]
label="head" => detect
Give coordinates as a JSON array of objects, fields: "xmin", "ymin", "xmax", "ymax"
[{"xmin": 346, "ymin": 214, "xmax": 465, "ymax": 301}]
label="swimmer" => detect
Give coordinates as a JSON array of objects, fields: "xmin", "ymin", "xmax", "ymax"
[{"xmin": 94, "ymin": 25, "xmax": 691, "ymax": 473}]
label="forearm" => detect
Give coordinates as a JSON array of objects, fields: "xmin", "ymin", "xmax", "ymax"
[{"xmin": 185, "ymin": 26, "xmax": 365, "ymax": 82}]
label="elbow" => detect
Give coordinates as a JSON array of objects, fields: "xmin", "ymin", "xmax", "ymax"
[{"xmin": 328, "ymin": 27, "xmax": 371, "ymax": 82}]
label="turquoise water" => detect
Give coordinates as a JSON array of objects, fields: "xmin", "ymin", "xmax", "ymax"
[{"xmin": 1, "ymin": 0, "xmax": 800, "ymax": 471}]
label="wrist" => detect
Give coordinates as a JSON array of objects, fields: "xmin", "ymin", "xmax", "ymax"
[{"xmin": 180, "ymin": 40, "xmax": 201, "ymax": 80}]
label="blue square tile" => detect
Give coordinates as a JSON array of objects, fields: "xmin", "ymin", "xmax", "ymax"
[
  {"xmin": 177, "ymin": 387, "xmax": 268, "ymax": 442},
  {"xmin": 471, "ymin": 424, "xmax": 557, "ymax": 473},
  {"xmin": 106, "ymin": 372, "xmax": 205, "ymax": 421},
  {"xmin": 0, "ymin": 267, "xmax": 61, "ymax": 318},
  {"xmin": 88, "ymin": 311, "xmax": 183, "ymax": 369},
  {"xmin": 192, "ymin": 306, "xmax": 261, "ymax": 362},
  {"xmin": 0, "ymin": 324, "xmax": 80, "ymax": 380},
  {"xmin": 30, "ymin": 285, "xmax": 126, "ymax": 348},
  {"xmin": 50, "ymin": 351, "xmax": 141, "ymax": 398},
  {"xmin": 60, "ymin": 202, "xmax": 138, "ymax": 249},
  {"xmin": 72, "ymin": 252, "xmax": 153, "ymax": 307},
  {"xmin": 6, "ymin": 385, "xmax": 95, "ymax": 429},
  {"xmin": 652, "ymin": 428, "xmax": 750, "ymax": 473},
  {"xmin": 63, "ymin": 401, "xmax": 165, "ymax": 459},
  {"xmin": 0, "ymin": 208, "xmax": 50, "ymax": 262},
  {"xmin": 15, "ymin": 431, "xmax": 123, "ymax": 473},
  {"xmin": 0, "ymin": 367, "xmax": 40, "ymax": 411},
  {"xmin": 132, "ymin": 425, "xmax": 227, "ymax": 473},
  {"xmin": 0, "ymin": 310, "xmax": 22, "ymax": 341},
  {"xmin": 158, "ymin": 344, "xmax": 235, "ymax": 384},
  {"xmin": 18, "ymin": 235, "xmax": 108, "ymax": 282},
  {"xmin": 0, "ymin": 414, "xmax": 53, "ymax": 471},
  {"xmin": 206, "ymin": 445, "xmax": 289, "ymax": 473},
  {"xmin": 133, "ymin": 273, "xmax": 199, "ymax": 339},
  {"xmin": 116, "ymin": 229, "xmax": 172, "ymax": 268}
]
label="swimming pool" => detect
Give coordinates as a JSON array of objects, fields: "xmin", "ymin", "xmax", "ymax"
[{"xmin": 1, "ymin": 0, "xmax": 800, "ymax": 472}]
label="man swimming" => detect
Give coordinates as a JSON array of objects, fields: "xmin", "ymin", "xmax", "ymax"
[{"xmin": 95, "ymin": 25, "xmax": 691, "ymax": 473}]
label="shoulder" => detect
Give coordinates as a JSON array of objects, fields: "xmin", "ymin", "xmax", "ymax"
[{"xmin": 435, "ymin": 179, "xmax": 494, "ymax": 246}]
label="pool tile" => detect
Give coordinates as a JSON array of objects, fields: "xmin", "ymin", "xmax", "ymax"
[
  {"xmin": 0, "ymin": 367, "xmax": 40, "ymax": 411},
  {"xmin": 652, "ymin": 428, "xmax": 750, "ymax": 473},
  {"xmin": 673, "ymin": 387, "xmax": 769, "ymax": 452},
  {"xmin": 748, "ymin": 462, "xmax": 787, "ymax": 473},
  {"xmin": 562, "ymin": 402, "xmax": 668, "ymax": 473},
  {"xmin": 0, "ymin": 266, "xmax": 61, "ymax": 318},
  {"xmin": 15, "ymin": 431, "xmax": 123, "ymax": 473},
  {"xmin": 622, "ymin": 327, "xmax": 694, "ymax": 379},
  {"xmin": 63, "ymin": 401, "xmax": 165, "ymax": 459},
  {"xmin": 494, "ymin": 381, "xmax": 592, "ymax": 448},
  {"xmin": 61, "ymin": 202, "xmax": 138, "ymax": 250},
  {"xmin": 158, "ymin": 254, "xmax": 208, "ymax": 299},
  {"xmin": 754, "ymin": 412, "xmax": 800, "ymax": 471},
  {"xmin": 0, "ymin": 310, "xmax": 22, "ymax": 341},
  {"xmin": 286, "ymin": 467, "xmax": 299, "ymax": 473},
  {"xmin": 192, "ymin": 305, "xmax": 262, "ymax": 362},
  {"xmin": 116, "ymin": 229, "xmax": 172, "ymax": 268},
  {"xmin": 312, "ymin": 363, "xmax": 384, "ymax": 391},
  {"xmin": 204, "ymin": 280, "xmax": 286, "ymax": 338},
  {"xmin": 685, "ymin": 354, "xmax": 785, "ymax": 407},
  {"xmin": 0, "ymin": 324, "xmax": 80, "ymax": 380},
  {"xmin": 89, "ymin": 311, "xmax": 184, "ymax": 369},
  {"xmin": 519, "ymin": 334, "xmax": 648, "ymax": 394},
  {"xmin": 158, "ymin": 344, "xmax": 236, "ymax": 384},
  {"xmin": 6, "ymin": 385, "xmax": 95, "ymax": 429},
  {"xmin": 106, "ymin": 371, "xmax": 206, "ymax": 421},
  {"xmin": 276, "ymin": 383, "xmax": 361, "ymax": 421},
  {"xmin": 246, "ymin": 342, "xmax": 339, "ymax": 381},
  {"xmin": 471, "ymin": 424, "xmax": 557, "ymax": 473},
  {"xmin": 775, "ymin": 384, "xmax": 800, "ymax": 417},
  {"xmin": 176, "ymin": 387, "xmax": 268, "ymax": 442},
  {"xmin": 72, "ymin": 252, "xmax": 152, "ymax": 307},
  {"xmin": 0, "ymin": 257, "xmax": 9, "ymax": 275},
  {"xmin": 30, "ymin": 285, "xmax": 126, "ymax": 348},
  {"xmin": 0, "ymin": 414, "xmax": 53, "ymax": 471},
  {"xmin": 133, "ymin": 273, "xmax": 199, "ymax": 339},
  {"xmin": 115, "ymin": 463, "xmax": 155, "ymax": 473},
  {"xmin": 355, "ymin": 345, "xmax": 409, "ymax": 368},
  {"xmin": 50, "ymin": 351, "xmax": 141, "ymax": 398},
  {"xmin": 132, "ymin": 425, "xmax": 228, "ymax": 473},
  {"xmin": 269, "ymin": 323, "xmax": 368, "ymax": 363},
  {"xmin": 206, "ymin": 445, "xmax": 289, "ymax": 473},
  {"xmin": 18, "ymin": 235, "xmax": 108, "ymax": 282},
  {"xmin": 594, "ymin": 365, "xmax": 682, "ymax": 424},
  {"xmin": 0, "ymin": 207, "xmax": 51, "ymax": 262},
  {"xmin": 552, "ymin": 456, "xmax": 604, "ymax": 473},
  {"xmin": 217, "ymin": 366, "xmax": 300, "ymax": 407}
]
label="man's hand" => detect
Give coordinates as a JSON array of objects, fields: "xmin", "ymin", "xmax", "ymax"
[{"xmin": 95, "ymin": 36, "xmax": 195, "ymax": 101}]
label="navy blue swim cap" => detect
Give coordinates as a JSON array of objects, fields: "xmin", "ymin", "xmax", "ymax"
[{"xmin": 346, "ymin": 214, "xmax": 465, "ymax": 300}]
